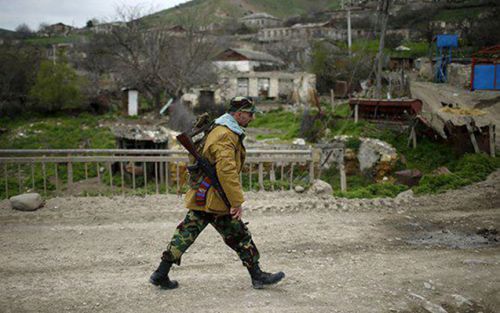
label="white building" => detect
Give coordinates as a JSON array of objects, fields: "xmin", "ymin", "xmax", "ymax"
[
  {"xmin": 239, "ymin": 13, "xmax": 282, "ymax": 29},
  {"xmin": 213, "ymin": 48, "xmax": 284, "ymax": 72}
]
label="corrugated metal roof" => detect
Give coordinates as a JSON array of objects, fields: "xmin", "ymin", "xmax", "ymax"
[{"xmin": 220, "ymin": 48, "xmax": 283, "ymax": 64}]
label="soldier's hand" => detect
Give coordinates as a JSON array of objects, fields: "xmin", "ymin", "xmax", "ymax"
[{"xmin": 230, "ymin": 206, "xmax": 243, "ymax": 220}]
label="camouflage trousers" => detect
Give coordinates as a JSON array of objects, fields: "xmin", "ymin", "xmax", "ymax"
[{"xmin": 161, "ymin": 210, "xmax": 260, "ymax": 268}]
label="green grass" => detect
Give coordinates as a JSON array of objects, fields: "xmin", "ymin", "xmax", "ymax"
[
  {"xmin": 251, "ymin": 109, "xmax": 301, "ymax": 140},
  {"xmin": 144, "ymin": 0, "xmax": 342, "ymax": 26},
  {"xmin": 24, "ymin": 34, "xmax": 85, "ymax": 46},
  {"xmin": 414, "ymin": 153, "xmax": 500, "ymax": 194},
  {"xmin": 0, "ymin": 113, "xmax": 116, "ymax": 149}
]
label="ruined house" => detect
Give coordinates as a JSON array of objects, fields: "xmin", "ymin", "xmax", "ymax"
[
  {"xmin": 239, "ymin": 13, "xmax": 282, "ymax": 29},
  {"xmin": 258, "ymin": 21, "xmax": 347, "ymax": 42},
  {"xmin": 213, "ymin": 48, "xmax": 284, "ymax": 72},
  {"xmin": 183, "ymin": 48, "xmax": 316, "ymax": 106},
  {"xmin": 39, "ymin": 23, "xmax": 74, "ymax": 37}
]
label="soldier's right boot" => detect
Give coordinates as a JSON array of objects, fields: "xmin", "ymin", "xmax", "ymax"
[
  {"xmin": 149, "ymin": 260, "xmax": 179, "ymax": 289},
  {"xmin": 247, "ymin": 263, "xmax": 285, "ymax": 289}
]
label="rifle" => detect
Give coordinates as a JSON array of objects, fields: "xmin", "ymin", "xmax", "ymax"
[{"xmin": 176, "ymin": 133, "xmax": 232, "ymax": 209}]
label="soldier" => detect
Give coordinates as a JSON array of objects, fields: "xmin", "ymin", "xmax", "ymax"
[{"xmin": 150, "ymin": 96, "xmax": 285, "ymax": 290}]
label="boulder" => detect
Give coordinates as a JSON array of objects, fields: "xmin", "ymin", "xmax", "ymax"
[
  {"xmin": 358, "ymin": 138, "xmax": 397, "ymax": 173},
  {"xmin": 292, "ymin": 138, "xmax": 306, "ymax": 145},
  {"xmin": 294, "ymin": 185, "xmax": 305, "ymax": 193},
  {"xmin": 432, "ymin": 167, "xmax": 451, "ymax": 175},
  {"xmin": 308, "ymin": 179, "xmax": 333, "ymax": 195},
  {"xmin": 344, "ymin": 148, "xmax": 360, "ymax": 175},
  {"xmin": 395, "ymin": 169, "xmax": 423, "ymax": 187},
  {"xmin": 10, "ymin": 193, "xmax": 44, "ymax": 211}
]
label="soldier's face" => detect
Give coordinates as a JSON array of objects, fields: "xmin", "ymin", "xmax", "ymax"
[{"xmin": 234, "ymin": 111, "xmax": 254, "ymax": 128}]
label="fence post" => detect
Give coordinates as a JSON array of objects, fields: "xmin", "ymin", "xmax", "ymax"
[
  {"xmin": 340, "ymin": 162, "xmax": 347, "ymax": 192},
  {"xmin": 289, "ymin": 163, "xmax": 294, "ymax": 190},
  {"xmin": 270, "ymin": 163, "xmax": 275, "ymax": 191},
  {"xmin": 42, "ymin": 162, "xmax": 46, "ymax": 195},
  {"xmin": 31, "ymin": 162, "xmax": 35, "ymax": 191},
  {"xmin": 309, "ymin": 159, "xmax": 315, "ymax": 183},
  {"xmin": 155, "ymin": 162, "xmax": 159, "ymax": 194},
  {"xmin": 165, "ymin": 161, "xmax": 170, "ymax": 194},
  {"xmin": 280, "ymin": 164, "xmax": 285, "ymax": 191},
  {"xmin": 108, "ymin": 162, "xmax": 113, "ymax": 191},
  {"xmin": 55, "ymin": 163, "xmax": 59, "ymax": 193},
  {"xmin": 3, "ymin": 163, "xmax": 7, "ymax": 198},
  {"xmin": 18, "ymin": 164, "xmax": 22, "ymax": 194},
  {"xmin": 258, "ymin": 162, "xmax": 264, "ymax": 191},
  {"xmin": 144, "ymin": 162, "xmax": 148, "ymax": 191},
  {"xmin": 354, "ymin": 104, "xmax": 359, "ymax": 123},
  {"xmin": 67, "ymin": 154, "xmax": 73, "ymax": 187},
  {"xmin": 120, "ymin": 162, "xmax": 125, "ymax": 195}
]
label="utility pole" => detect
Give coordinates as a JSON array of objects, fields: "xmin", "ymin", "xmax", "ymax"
[
  {"xmin": 347, "ymin": 4, "xmax": 352, "ymax": 57},
  {"xmin": 375, "ymin": 0, "xmax": 390, "ymax": 99}
]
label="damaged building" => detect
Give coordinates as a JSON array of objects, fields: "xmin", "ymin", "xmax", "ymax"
[{"xmin": 183, "ymin": 48, "xmax": 317, "ymax": 106}]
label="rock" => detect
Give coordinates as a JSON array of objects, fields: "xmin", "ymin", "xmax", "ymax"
[
  {"xmin": 9, "ymin": 193, "xmax": 44, "ymax": 211},
  {"xmin": 462, "ymin": 259, "xmax": 490, "ymax": 265},
  {"xmin": 424, "ymin": 282, "xmax": 433, "ymax": 289},
  {"xmin": 432, "ymin": 167, "xmax": 451, "ymax": 176},
  {"xmin": 292, "ymin": 138, "xmax": 306, "ymax": 145},
  {"xmin": 294, "ymin": 185, "xmax": 305, "ymax": 193},
  {"xmin": 395, "ymin": 169, "xmax": 422, "ymax": 187},
  {"xmin": 422, "ymin": 300, "xmax": 448, "ymax": 313},
  {"xmin": 308, "ymin": 179, "xmax": 333, "ymax": 195},
  {"xmin": 395, "ymin": 189, "xmax": 415, "ymax": 202},
  {"xmin": 451, "ymin": 294, "xmax": 473, "ymax": 307}
]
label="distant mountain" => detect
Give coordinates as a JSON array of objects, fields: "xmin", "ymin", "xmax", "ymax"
[{"xmin": 142, "ymin": 0, "xmax": 342, "ymax": 27}]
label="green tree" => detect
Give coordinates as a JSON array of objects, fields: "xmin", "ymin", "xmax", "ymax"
[{"xmin": 29, "ymin": 60, "xmax": 86, "ymax": 113}]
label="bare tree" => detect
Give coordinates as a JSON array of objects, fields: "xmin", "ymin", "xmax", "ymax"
[
  {"xmin": 15, "ymin": 23, "xmax": 33, "ymax": 37},
  {"xmin": 375, "ymin": 0, "xmax": 391, "ymax": 99},
  {"xmin": 38, "ymin": 22, "xmax": 50, "ymax": 33},
  {"xmin": 85, "ymin": 4, "xmax": 220, "ymax": 111}
]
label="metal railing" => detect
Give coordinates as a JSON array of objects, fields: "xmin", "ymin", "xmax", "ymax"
[{"xmin": 0, "ymin": 149, "xmax": 315, "ymax": 199}]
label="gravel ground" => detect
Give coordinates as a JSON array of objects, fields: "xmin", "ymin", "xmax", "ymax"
[{"xmin": 0, "ymin": 171, "xmax": 499, "ymax": 313}]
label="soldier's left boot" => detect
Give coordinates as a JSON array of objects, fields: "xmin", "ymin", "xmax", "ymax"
[
  {"xmin": 247, "ymin": 263, "xmax": 285, "ymax": 289},
  {"xmin": 149, "ymin": 260, "xmax": 179, "ymax": 289}
]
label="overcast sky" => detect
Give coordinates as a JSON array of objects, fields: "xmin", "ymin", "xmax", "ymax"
[{"xmin": 0, "ymin": 0, "xmax": 190, "ymax": 31}]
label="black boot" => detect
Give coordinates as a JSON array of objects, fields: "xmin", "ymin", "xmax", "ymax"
[
  {"xmin": 149, "ymin": 260, "xmax": 179, "ymax": 289},
  {"xmin": 247, "ymin": 263, "xmax": 285, "ymax": 289}
]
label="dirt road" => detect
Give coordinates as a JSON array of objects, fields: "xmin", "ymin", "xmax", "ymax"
[{"xmin": 1, "ymin": 171, "xmax": 499, "ymax": 313}]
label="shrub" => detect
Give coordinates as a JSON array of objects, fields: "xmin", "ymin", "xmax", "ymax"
[
  {"xmin": 336, "ymin": 182, "xmax": 408, "ymax": 199},
  {"xmin": 414, "ymin": 153, "xmax": 500, "ymax": 194},
  {"xmin": 29, "ymin": 60, "xmax": 87, "ymax": 113}
]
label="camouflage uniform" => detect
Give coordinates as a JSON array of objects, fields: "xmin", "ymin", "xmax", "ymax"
[
  {"xmin": 152, "ymin": 98, "xmax": 283, "ymax": 290},
  {"xmin": 161, "ymin": 210, "xmax": 260, "ymax": 267}
]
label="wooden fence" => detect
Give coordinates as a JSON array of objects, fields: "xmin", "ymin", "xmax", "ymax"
[{"xmin": 0, "ymin": 149, "xmax": 316, "ymax": 199}]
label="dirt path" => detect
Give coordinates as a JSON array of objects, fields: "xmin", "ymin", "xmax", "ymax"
[{"xmin": 1, "ymin": 171, "xmax": 499, "ymax": 313}]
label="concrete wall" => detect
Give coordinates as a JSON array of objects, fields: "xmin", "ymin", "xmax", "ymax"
[
  {"xmin": 217, "ymin": 71, "xmax": 316, "ymax": 103},
  {"xmin": 241, "ymin": 17, "xmax": 281, "ymax": 29},
  {"xmin": 214, "ymin": 61, "xmax": 252, "ymax": 72}
]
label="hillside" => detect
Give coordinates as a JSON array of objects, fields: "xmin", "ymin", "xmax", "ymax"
[
  {"xmin": 143, "ymin": 0, "xmax": 342, "ymax": 27},
  {"xmin": 0, "ymin": 28, "xmax": 20, "ymax": 38}
]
